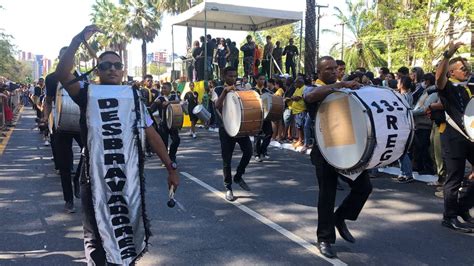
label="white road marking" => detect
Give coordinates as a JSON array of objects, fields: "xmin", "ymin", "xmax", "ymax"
[{"xmin": 181, "ymin": 172, "xmax": 347, "ymax": 266}]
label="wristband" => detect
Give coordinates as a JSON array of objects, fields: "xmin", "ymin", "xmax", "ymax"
[{"xmin": 443, "ymin": 50, "xmax": 451, "ymax": 59}]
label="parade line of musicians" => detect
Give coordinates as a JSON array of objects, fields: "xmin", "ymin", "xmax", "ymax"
[{"xmin": 28, "ymin": 25, "xmax": 473, "ymax": 264}]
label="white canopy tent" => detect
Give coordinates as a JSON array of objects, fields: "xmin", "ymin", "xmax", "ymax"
[{"xmin": 170, "ymin": 0, "xmax": 304, "ymax": 79}]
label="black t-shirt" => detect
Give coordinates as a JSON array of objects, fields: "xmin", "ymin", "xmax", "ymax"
[
  {"xmin": 192, "ymin": 47, "xmax": 203, "ymax": 60},
  {"xmin": 438, "ymin": 80, "xmax": 473, "ymax": 130},
  {"xmin": 184, "ymin": 91, "xmax": 199, "ymax": 113},
  {"xmin": 201, "ymin": 41, "xmax": 215, "ymax": 57},
  {"xmin": 273, "ymin": 47, "xmax": 283, "ymax": 61},
  {"xmin": 140, "ymin": 87, "xmax": 159, "ymax": 106},
  {"xmin": 283, "ymin": 45, "xmax": 298, "ymax": 63},
  {"xmin": 34, "ymin": 86, "xmax": 43, "ymax": 97},
  {"xmin": 241, "ymin": 42, "xmax": 255, "ymax": 58},
  {"xmin": 252, "ymin": 86, "xmax": 272, "ymax": 95},
  {"xmin": 45, "ymin": 73, "xmax": 59, "ymax": 100}
]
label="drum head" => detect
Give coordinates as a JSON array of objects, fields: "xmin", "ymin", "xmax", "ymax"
[
  {"xmin": 222, "ymin": 91, "xmax": 243, "ymax": 137},
  {"xmin": 193, "ymin": 105, "xmax": 202, "ymax": 114},
  {"xmin": 464, "ymin": 98, "xmax": 474, "ymax": 139},
  {"xmin": 261, "ymin": 93, "xmax": 272, "ymax": 119},
  {"xmin": 166, "ymin": 105, "xmax": 173, "ymax": 129},
  {"xmin": 315, "ymin": 92, "xmax": 371, "ymax": 170}
]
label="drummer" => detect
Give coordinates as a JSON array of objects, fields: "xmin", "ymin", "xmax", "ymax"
[
  {"xmin": 42, "ymin": 46, "xmax": 83, "ymax": 213},
  {"xmin": 253, "ymin": 73, "xmax": 273, "ymax": 162},
  {"xmin": 435, "ymin": 42, "xmax": 474, "ymax": 232},
  {"xmin": 184, "ymin": 82, "xmax": 199, "ymax": 138},
  {"xmin": 151, "ymin": 82, "xmax": 181, "ymax": 164},
  {"xmin": 212, "ymin": 66, "xmax": 252, "ymax": 201},
  {"xmin": 303, "ymin": 56, "xmax": 372, "ymax": 258}
]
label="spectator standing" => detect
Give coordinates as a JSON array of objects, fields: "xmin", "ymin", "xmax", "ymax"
[{"xmin": 283, "ymin": 38, "xmax": 299, "ymax": 79}]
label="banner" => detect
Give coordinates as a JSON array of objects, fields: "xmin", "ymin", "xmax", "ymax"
[{"xmin": 87, "ymin": 85, "xmax": 148, "ymax": 265}]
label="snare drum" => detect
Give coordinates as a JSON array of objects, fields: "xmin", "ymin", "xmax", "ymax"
[
  {"xmin": 261, "ymin": 93, "xmax": 284, "ymax": 121},
  {"xmin": 464, "ymin": 98, "xmax": 474, "ymax": 140},
  {"xmin": 55, "ymin": 88, "xmax": 80, "ymax": 133},
  {"xmin": 166, "ymin": 103, "xmax": 183, "ymax": 129},
  {"xmin": 222, "ymin": 90, "xmax": 263, "ymax": 137},
  {"xmin": 314, "ymin": 86, "xmax": 414, "ymax": 179},
  {"xmin": 193, "ymin": 104, "xmax": 211, "ymax": 123}
]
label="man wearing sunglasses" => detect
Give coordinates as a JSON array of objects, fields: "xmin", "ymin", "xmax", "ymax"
[
  {"xmin": 436, "ymin": 41, "xmax": 474, "ymax": 233},
  {"xmin": 56, "ymin": 25, "xmax": 179, "ymax": 265}
]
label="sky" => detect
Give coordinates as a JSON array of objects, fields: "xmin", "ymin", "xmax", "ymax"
[{"xmin": 0, "ymin": 0, "xmax": 347, "ymax": 70}]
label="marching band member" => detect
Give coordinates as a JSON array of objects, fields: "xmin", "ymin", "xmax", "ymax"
[
  {"xmin": 43, "ymin": 47, "xmax": 83, "ymax": 213},
  {"xmin": 151, "ymin": 82, "xmax": 181, "ymax": 164},
  {"xmin": 252, "ymin": 73, "xmax": 273, "ymax": 162},
  {"xmin": 435, "ymin": 41, "xmax": 474, "ymax": 233},
  {"xmin": 304, "ymin": 56, "xmax": 372, "ymax": 258},
  {"xmin": 212, "ymin": 66, "xmax": 252, "ymax": 201},
  {"xmin": 56, "ymin": 25, "xmax": 179, "ymax": 265}
]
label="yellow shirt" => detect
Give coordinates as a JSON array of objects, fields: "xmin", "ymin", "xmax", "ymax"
[
  {"xmin": 274, "ymin": 88, "xmax": 284, "ymax": 97},
  {"xmin": 291, "ymin": 86, "xmax": 306, "ymax": 114}
]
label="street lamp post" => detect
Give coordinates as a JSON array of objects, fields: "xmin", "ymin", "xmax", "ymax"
[{"xmin": 315, "ymin": 4, "xmax": 328, "ymax": 61}]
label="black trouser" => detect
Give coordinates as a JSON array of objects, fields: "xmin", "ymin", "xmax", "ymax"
[
  {"xmin": 55, "ymin": 131, "xmax": 83, "ymax": 203},
  {"xmin": 262, "ymin": 59, "xmax": 271, "ymax": 78},
  {"xmin": 254, "ymin": 120, "xmax": 273, "ymax": 157},
  {"xmin": 231, "ymin": 59, "xmax": 239, "ymax": 72},
  {"xmin": 310, "ymin": 147, "xmax": 372, "ymax": 243},
  {"xmin": 50, "ymin": 130, "xmax": 59, "ymax": 170},
  {"xmin": 243, "ymin": 56, "xmax": 254, "ymax": 79},
  {"xmin": 285, "ymin": 61, "xmax": 296, "ymax": 79},
  {"xmin": 158, "ymin": 124, "xmax": 180, "ymax": 162},
  {"xmin": 219, "ymin": 127, "xmax": 252, "ymax": 190},
  {"xmin": 81, "ymin": 182, "xmax": 108, "ymax": 266},
  {"xmin": 413, "ymin": 128, "xmax": 434, "ymax": 173},
  {"xmin": 440, "ymin": 125, "xmax": 474, "ymax": 218}
]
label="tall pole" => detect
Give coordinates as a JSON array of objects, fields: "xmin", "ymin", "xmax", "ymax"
[
  {"xmin": 172, "ymin": 25, "xmax": 175, "ymax": 80},
  {"xmin": 204, "ymin": 10, "xmax": 208, "ymax": 81},
  {"xmin": 336, "ymin": 22, "xmax": 345, "ymax": 60},
  {"xmin": 315, "ymin": 4, "xmax": 328, "ymax": 61},
  {"xmin": 298, "ymin": 20, "xmax": 303, "ymax": 75}
]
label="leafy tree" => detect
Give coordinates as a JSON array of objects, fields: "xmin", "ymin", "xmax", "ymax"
[
  {"xmin": 123, "ymin": 0, "xmax": 162, "ymax": 77},
  {"xmin": 159, "ymin": 0, "xmax": 203, "ymax": 48}
]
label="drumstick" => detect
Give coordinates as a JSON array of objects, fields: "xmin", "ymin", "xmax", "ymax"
[{"xmin": 167, "ymin": 185, "xmax": 176, "ymax": 208}]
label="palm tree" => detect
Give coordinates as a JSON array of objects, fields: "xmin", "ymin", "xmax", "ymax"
[
  {"xmin": 331, "ymin": 0, "xmax": 386, "ymax": 70},
  {"xmin": 159, "ymin": 0, "xmax": 203, "ymax": 49},
  {"xmin": 123, "ymin": 0, "xmax": 162, "ymax": 77},
  {"xmin": 305, "ymin": 0, "xmax": 316, "ymax": 76},
  {"xmin": 91, "ymin": 0, "xmax": 130, "ymax": 77}
]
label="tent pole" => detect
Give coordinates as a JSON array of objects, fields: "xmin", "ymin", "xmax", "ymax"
[
  {"xmin": 172, "ymin": 25, "xmax": 175, "ymax": 81},
  {"xmin": 204, "ymin": 9, "xmax": 208, "ymax": 82},
  {"xmin": 298, "ymin": 19, "xmax": 303, "ymax": 76}
]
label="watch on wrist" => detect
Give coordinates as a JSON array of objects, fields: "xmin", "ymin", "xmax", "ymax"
[
  {"xmin": 443, "ymin": 50, "xmax": 451, "ymax": 59},
  {"xmin": 166, "ymin": 162, "xmax": 178, "ymax": 171}
]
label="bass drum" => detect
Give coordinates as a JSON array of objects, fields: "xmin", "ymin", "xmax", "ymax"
[
  {"xmin": 55, "ymin": 88, "xmax": 80, "ymax": 133},
  {"xmin": 166, "ymin": 103, "xmax": 183, "ymax": 129},
  {"xmin": 314, "ymin": 86, "xmax": 414, "ymax": 179},
  {"xmin": 222, "ymin": 90, "xmax": 263, "ymax": 137},
  {"xmin": 261, "ymin": 93, "xmax": 284, "ymax": 121},
  {"xmin": 463, "ymin": 97, "xmax": 474, "ymax": 140}
]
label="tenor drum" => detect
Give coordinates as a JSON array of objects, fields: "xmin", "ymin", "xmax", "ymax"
[
  {"xmin": 166, "ymin": 103, "xmax": 183, "ymax": 129},
  {"xmin": 193, "ymin": 104, "xmax": 211, "ymax": 123},
  {"xmin": 314, "ymin": 86, "xmax": 414, "ymax": 178},
  {"xmin": 261, "ymin": 93, "xmax": 284, "ymax": 121},
  {"xmin": 464, "ymin": 98, "xmax": 474, "ymax": 140},
  {"xmin": 55, "ymin": 88, "xmax": 80, "ymax": 133},
  {"xmin": 222, "ymin": 90, "xmax": 263, "ymax": 137}
]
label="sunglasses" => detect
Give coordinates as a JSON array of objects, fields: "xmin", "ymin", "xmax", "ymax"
[{"xmin": 97, "ymin": 61, "xmax": 123, "ymax": 71}]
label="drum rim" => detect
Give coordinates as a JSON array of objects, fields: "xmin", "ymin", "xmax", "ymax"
[
  {"xmin": 314, "ymin": 90, "xmax": 375, "ymax": 171},
  {"xmin": 166, "ymin": 104, "xmax": 174, "ymax": 129},
  {"xmin": 463, "ymin": 98, "xmax": 474, "ymax": 139},
  {"xmin": 223, "ymin": 90, "xmax": 245, "ymax": 137}
]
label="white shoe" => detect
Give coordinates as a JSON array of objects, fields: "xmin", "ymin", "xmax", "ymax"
[
  {"xmin": 254, "ymin": 156, "xmax": 262, "ymax": 162},
  {"xmin": 225, "ymin": 190, "xmax": 234, "ymax": 201},
  {"xmin": 192, "ymin": 133, "xmax": 197, "ymax": 139},
  {"xmin": 44, "ymin": 140, "xmax": 50, "ymax": 146}
]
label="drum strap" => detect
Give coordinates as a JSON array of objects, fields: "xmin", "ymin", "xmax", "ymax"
[
  {"xmin": 450, "ymin": 78, "xmax": 472, "ymax": 98},
  {"xmin": 445, "ymin": 112, "xmax": 474, "ymax": 142}
]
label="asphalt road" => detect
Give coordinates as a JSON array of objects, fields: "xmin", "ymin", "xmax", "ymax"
[{"xmin": 0, "ymin": 108, "xmax": 472, "ymax": 265}]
